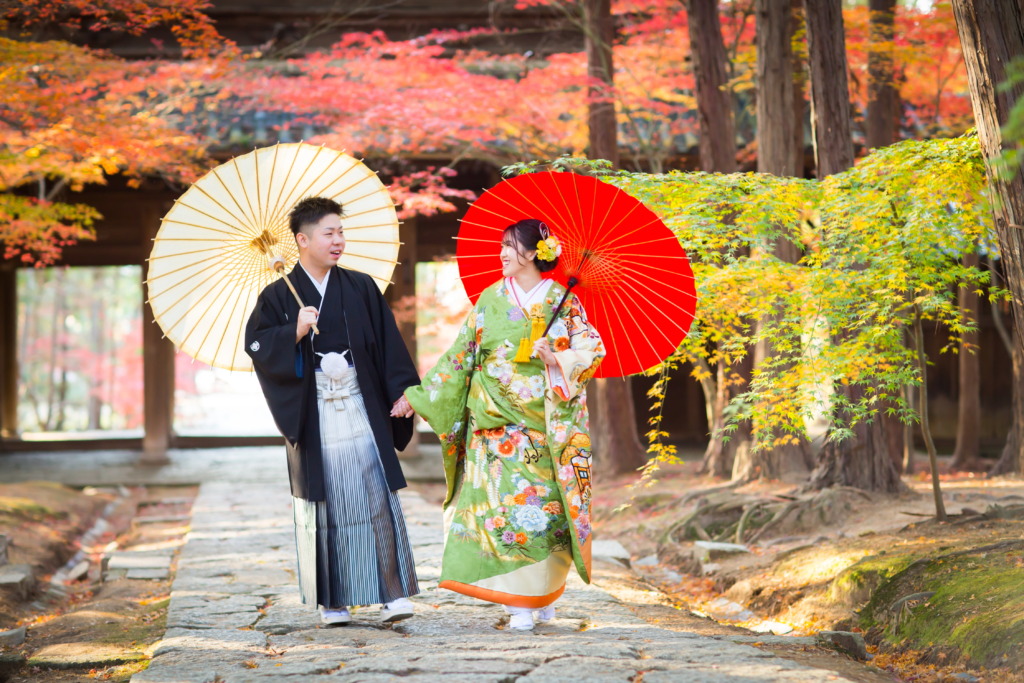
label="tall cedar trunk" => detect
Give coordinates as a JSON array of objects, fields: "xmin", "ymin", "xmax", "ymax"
[
  {"xmin": 951, "ymin": 251, "xmax": 982, "ymax": 470},
  {"xmin": 952, "ymin": 0, "xmax": 1024, "ymax": 479},
  {"xmin": 584, "ymin": 0, "xmax": 645, "ymax": 476},
  {"xmin": 687, "ymin": 0, "xmax": 750, "ymax": 476},
  {"xmin": 792, "ymin": 0, "xmax": 806, "ymax": 175},
  {"xmin": 804, "ymin": 0, "xmax": 903, "ymax": 492},
  {"xmin": 700, "ymin": 354, "xmax": 752, "ymax": 477},
  {"xmin": 806, "ymin": 384, "xmax": 906, "ymax": 492},
  {"xmin": 803, "ymin": 0, "xmax": 854, "ymax": 178},
  {"xmin": 756, "ymin": 0, "xmax": 799, "ymax": 177},
  {"xmin": 866, "ymin": 0, "xmax": 898, "ymax": 149},
  {"xmin": 864, "ymin": 0, "xmax": 905, "ymax": 473},
  {"xmin": 738, "ymin": 0, "xmax": 812, "ymax": 482},
  {"xmin": 585, "ymin": 0, "xmax": 618, "ymax": 168},
  {"xmin": 687, "ymin": 0, "xmax": 738, "ymax": 173},
  {"xmin": 989, "ymin": 339, "xmax": 1023, "ymax": 475}
]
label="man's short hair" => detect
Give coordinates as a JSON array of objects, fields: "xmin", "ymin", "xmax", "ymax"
[{"xmin": 289, "ymin": 197, "xmax": 343, "ymax": 235}]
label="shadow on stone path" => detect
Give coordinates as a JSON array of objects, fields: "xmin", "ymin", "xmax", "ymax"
[{"xmin": 131, "ymin": 480, "xmax": 860, "ymax": 683}]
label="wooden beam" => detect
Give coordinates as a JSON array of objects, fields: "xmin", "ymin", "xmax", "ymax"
[
  {"xmin": 393, "ymin": 216, "xmax": 419, "ymax": 457},
  {"xmin": 141, "ymin": 206, "xmax": 175, "ymax": 464},
  {"xmin": 0, "ymin": 266, "xmax": 17, "ymax": 439}
]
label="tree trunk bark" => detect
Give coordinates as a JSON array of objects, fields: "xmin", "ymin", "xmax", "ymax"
[
  {"xmin": 585, "ymin": 0, "xmax": 644, "ymax": 477},
  {"xmin": 803, "ymin": 0, "xmax": 855, "ymax": 177},
  {"xmin": 803, "ymin": 0, "xmax": 902, "ymax": 492},
  {"xmin": 744, "ymin": 0, "xmax": 813, "ymax": 482},
  {"xmin": 687, "ymin": 0, "xmax": 738, "ymax": 172},
  {"xmin": 805, "ymin": 382, "xmax": 907, "ymax": 493},
  {"xmin": 589, "ymin": 376, "xmax": 647, "ymax": 477},
  {"xmin": 952, "ymin": 251, "xmax": 983, "ymax": 470},
  {"xmin": 585, "ymin": 0, "xmax": 618, "ymax": 167},
  {"xmin": 951, "ymin": 0, "xmax": 1024, "ymax": 356},
  {"xmin": 756, "ymin": 0, "xmax": 799, "ymax": 177},
  {"xmin": 952, "ymin": 0, "xmax": 1024, "ymax": 478},
  {"xmin": 989, "ymin": 338, "xmax": 1023, "ymax": 476},
  {"xmin": 700, "ymin": 354, "xmax": 751, "ymax": 477},
  {"xmin": 866, "ymin": 0, "xmax": 898, "ymax": 149},
  {"xmin": 792, "ymin": 0, "xmax": 807, "ymax": 175}
]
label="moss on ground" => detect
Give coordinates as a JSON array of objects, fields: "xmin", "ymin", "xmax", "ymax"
[
  {"xmin": 0, "ymin": 496, "xmax": 58, "ymax": 521},
  {"xmin": 856, "ymin": 539, "xmax": 1024, "ymax": 669},
  {"xmin": 829, "ymin": 551, "xmax": 917, "ymax": 606}
]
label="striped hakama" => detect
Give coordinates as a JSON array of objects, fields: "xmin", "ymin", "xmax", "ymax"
[{"xmin": 292, "ymin": 370, "xmax": 419, "ymax": 608}]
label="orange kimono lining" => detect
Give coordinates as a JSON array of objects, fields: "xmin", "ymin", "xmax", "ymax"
[{"xmin": 438, "ymin": 580, "xmax": 565, "ymax": 609}]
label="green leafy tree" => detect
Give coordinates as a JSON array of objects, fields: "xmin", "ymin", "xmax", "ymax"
[{"xmin": 614, "ymin": 134, "xmax": 995, "ymax": 509}]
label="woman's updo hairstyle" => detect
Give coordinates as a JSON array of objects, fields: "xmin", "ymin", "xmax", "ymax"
[{"xmin": 503, "ymin": 218, "xmax": 559, "ymax": 273}]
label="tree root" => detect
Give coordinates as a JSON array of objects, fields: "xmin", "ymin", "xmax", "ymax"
[{"xmin": 735, "ymin": 502, "xmax": 766, "ymax": 544}]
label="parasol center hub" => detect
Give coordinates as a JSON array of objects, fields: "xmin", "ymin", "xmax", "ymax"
[{"xmin": 250, "ymin": 229, "xmax": 279, "ymax": 255}]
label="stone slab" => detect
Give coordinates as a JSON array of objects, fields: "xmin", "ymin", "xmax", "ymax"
[
  {"xmin": 127, "ymin": 567, "xmax": 171, "ymax": 580},
  {"xmin": 0, "ymin": 626, "xmax": 27, "ymax": 647},
  {"xmin": 134, "ymin": 514, "xmax": 191, "ymax": 525},
  {"xmin": 153, "ymin": 628, "xmax": 268, "ymax": 656},
  {"xmin": 592, "ymin": 539, "xmax": 632, "ymax": 567},
  {"xmin": 28, "ymin": 643, "xmax": 146, "ymax": 669},
  {"xmin": 693, "ymin": 540, "xmax": 751, "ymax": 561},
  {"xmin": 0, "ymin": 533, "xmax": 8, "ymax": 566},
  {"xmin": 0, "ymin": 564, "xmax": 33, "ymax": 601},
  {"xmin": 107, "ymin": 552, "xmax": 174, "ymax": 570}
]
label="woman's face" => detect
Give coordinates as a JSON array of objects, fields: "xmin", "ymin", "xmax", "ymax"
[{"xmin": 500, "ymin": 233, "xmax": 538, "ymax": 279}]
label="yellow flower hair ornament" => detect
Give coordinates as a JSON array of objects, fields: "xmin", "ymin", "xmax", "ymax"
[{"xmin": 536, "ymin": 235, "xmax": 562, "ymax": 262}]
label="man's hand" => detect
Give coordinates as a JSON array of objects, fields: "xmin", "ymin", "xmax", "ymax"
[
  {"xmin": 295, "ymin": 306, "xmax": 319, "ymax": 342},
  {"xmin": 391, "ymin": 395, "xmax": 414, "ymax": 418},
  {"xmin": 532, "ymin": 338, "xmax": 558, "ymax": 367}
]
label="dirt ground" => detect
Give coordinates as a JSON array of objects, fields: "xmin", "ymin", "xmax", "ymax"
[
  {"xmin": 0, "ymin": 484, "xmax": 196, "ymax": 682},
  {"xmin": 585, "ymin": 462, "xmax": 1024, "ymax": 683},
  {"xmin": 411, "ymin": 480, "xmax": 902, "ymax": 682}
]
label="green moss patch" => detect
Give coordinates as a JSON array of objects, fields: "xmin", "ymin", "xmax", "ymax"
[
  {"xmin": 856, "ymin": 539, "xmax": 1024, "ymax": 669},
  {"xmin": 0, "ymin": 496, "xmax": 58, "ymax": 521},
  {"xmin": 829, "ymin": 551, "xmax": 917, "ymax": 607}
]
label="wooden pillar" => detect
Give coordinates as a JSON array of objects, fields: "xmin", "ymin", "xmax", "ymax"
[
  {"xmin": 0, "ymin": 266, "xmax": 17, "ymax": 439},
  {"xmin": 393, "ymin": 216, "xmax": 419, "ymax": 456},
  {"xmin": 141, "ymin": 207, "xmax": 175, "ymax": 464}
]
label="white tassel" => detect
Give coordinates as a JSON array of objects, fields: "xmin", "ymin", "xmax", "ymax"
[{"xmin": 318, "ymin": 350, "xmax": 351, "ymax": 382}]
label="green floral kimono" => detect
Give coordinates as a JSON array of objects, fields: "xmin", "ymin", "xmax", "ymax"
[{"xmin": 405, "ymin": 279, "xmax": 605, "ymax": 608}]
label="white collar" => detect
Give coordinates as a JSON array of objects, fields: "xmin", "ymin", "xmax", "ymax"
[
  {"xmin": 299, "ymin": 262, "xmax": 331, "ymax": 298},
  {"xmin": 508, "ymin": 277, "xmax": 553, "ymax": 309}
]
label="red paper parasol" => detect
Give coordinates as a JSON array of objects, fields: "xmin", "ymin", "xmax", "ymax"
[{"xmin": 456, "ymin": 171, "xmax": 696, "ymax": 378}]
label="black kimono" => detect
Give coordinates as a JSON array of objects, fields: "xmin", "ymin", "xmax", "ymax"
[{"xmin": 244, "ymin": 266, "xmax": 420, "ymax": 501}]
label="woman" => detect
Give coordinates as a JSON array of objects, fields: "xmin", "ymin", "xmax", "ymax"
[{"xmin": 405, "ymin": 218, "xmax": 605, "ymax": 631}]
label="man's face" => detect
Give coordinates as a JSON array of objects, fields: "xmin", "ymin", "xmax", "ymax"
[{"xmin": 296, "ymin": 213, "xmax": 345, "ymax": 271}]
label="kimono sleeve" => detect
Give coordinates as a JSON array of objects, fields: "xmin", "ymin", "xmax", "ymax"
[
  {"xmin": 404, "ymin": 306, "xmax": 479, "ymax": 506},
  {"xmin": 244, "ymin": 286, "xmax": 306, "ymax": 444},
  {"xmin": 244, "ymin": 286, "xmax": 302, "ymax": 383},
  {"xmin": 546, "ymin": 294, "xmax": 605, "ymax": 402}
]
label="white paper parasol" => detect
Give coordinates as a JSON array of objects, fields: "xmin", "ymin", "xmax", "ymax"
[{"xmin": 146, "ymin": 143, "xmax": 399, "ymax": 371}]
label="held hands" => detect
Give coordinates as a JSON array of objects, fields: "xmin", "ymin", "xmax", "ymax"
[
  {"xmin": 532, "ymin": 338, "xmax": 558, "ymax": 367},
  {"xmin": 295, "ymin": 306, "xmax": 319, "ymax": 342},
  {"xmin": 391, "ymin": 395, "xmax": 414, "ymax": 418}
]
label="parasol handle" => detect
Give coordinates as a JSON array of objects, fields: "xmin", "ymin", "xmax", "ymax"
[
  {"xmin": 272, "ymin": 258, "xmax": 319, "ymax": 335},
  {"xmin": 542, "ymin": 275, "xmax": 579, "ymax": 337}
]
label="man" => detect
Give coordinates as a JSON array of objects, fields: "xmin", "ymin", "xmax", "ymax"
[{"xmin": 245, "ymin": 196, "xmax": 420, "ymax": 625}]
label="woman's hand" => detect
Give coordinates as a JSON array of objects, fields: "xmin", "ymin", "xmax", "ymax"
[
  {"xmin": 391, "ymin": 395, "xmax": 415, "ymax": 418},
  {"xmin": 532, "ymin": 338, "xmax": 558, "ymax": 367}
]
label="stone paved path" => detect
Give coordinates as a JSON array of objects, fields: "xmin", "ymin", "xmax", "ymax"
[{"xmin": 132, "ymin": 480, "xmax": 857, "ymax": 683}]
